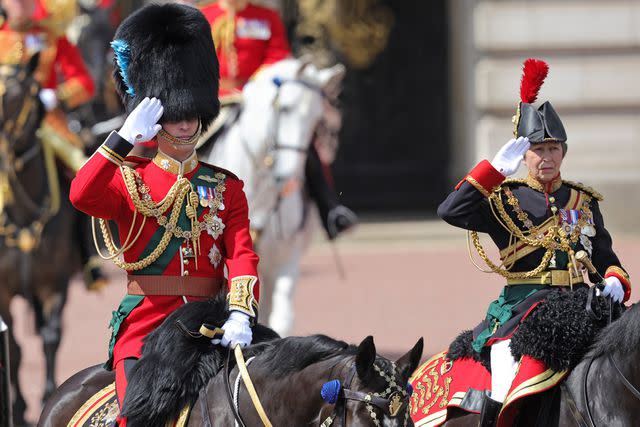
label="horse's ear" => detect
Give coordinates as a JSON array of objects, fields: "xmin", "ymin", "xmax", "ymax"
[
  {"xmin": 356, "ymin": 335, "xmax": 376, "ymax": 379},
  {"xmin": 318, "ymin": 63, "xmax": 345, "ymax": 101},
  {"xmin": 395, "ymin": 338, "xmax": 424, "ymax": 381},
  {"xmin": 26, "ymin": 52, "xmax": 40, "ymax": 76}
]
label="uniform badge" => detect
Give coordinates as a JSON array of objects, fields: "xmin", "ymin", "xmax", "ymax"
[
  {"xmin": 208, "ymin": 244, "xmax": 222, "ymax": 268},
  {"xmin": 581, "ymin": 223, "xmax": 596, "ymax": 238},
  {"xmin": 181, "ymin": 244, "xmax": 195, "ymax": 259},
  {"xmin": 580, "ymin": 234, "xmax": 593, "ymax": 256},
  {"xmin": 198, "ymin": 175, "xmax": 217, "ymax": 183},
  {"xmin": 204, "ymin": 214, "xmax": 225, "ymax": 239},
  {"xmin": 236, "ymin": 18, "xmax": 271, "ymax": 40}
]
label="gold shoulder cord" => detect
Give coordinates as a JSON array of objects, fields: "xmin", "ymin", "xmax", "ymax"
[
  {"xmin": 467, "ymin": 187, "xmax": 556, "ymax": 279},
  {"xmin": 92, "ymin": 166, "xmax": 200, "ymax": 271}
]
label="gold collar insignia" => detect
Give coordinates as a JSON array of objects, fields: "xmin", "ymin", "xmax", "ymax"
[
  {"xmin": 152, "ymin": 150, "xmax": 199, "ymax": 175},
  {"xmin": 524, "ymin": 173, "xmax": 562, "ymax": 193}
]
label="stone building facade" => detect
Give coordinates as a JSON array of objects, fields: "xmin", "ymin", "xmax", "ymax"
[{"xmin": 449, "ymin": 0, "xmax": 640, "ymax": 230}]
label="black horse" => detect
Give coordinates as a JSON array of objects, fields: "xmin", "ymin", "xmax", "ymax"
[
  {"xmin": 38, "ymin": 297, "xmax": 424, "ymax": 426},
  {"xmin": 0, "ymin": 57, "xmax": 82, "ymax": 426},
  {"xmin": 426, "ymin": 300, "xmax": 640, "ymax": 426}
]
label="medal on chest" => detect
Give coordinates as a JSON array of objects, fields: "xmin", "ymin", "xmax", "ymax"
[
  {"xmin": 559, "ymin": 208, "xmax": 596, "ymax": 255},
  {"xmin": 208, "ymin": 244, "xmax": 222, "ymax": 268}
]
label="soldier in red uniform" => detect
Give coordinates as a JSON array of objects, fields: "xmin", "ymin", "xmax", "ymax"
[
  {"xmin": 69, "ymin": 4, "xmax": 259, "ymax": 423},
  {"xmin": 200, "ymin": 0, "xmax": 358, "ymax": 239},
  {"xmin": 0, "ymin": 0, "xmax": 110, "ymax": 288}
]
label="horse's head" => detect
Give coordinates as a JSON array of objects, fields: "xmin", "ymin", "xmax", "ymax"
[
  {"xmin": 239, "ymin": 58, "xmax": 345, "ymax": 181},
  {"xmin": 0, "ymin": 54, "xmax": 45, "ymax": 154},
  {"xmin": 319, "ymin": 336, "xmax": 424, "ymax": 426}
]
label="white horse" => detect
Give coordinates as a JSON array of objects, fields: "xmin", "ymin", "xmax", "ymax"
[{"xmin": 197, "ymin": 58, "xmax": 345, "ymax": 336}]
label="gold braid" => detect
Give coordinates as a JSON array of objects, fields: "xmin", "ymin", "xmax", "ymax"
[
  {"xmin": 97, "ymin": 166, "xmax": 197, "ymax": 271},
  {"xmin": 469, "ymin": 187, "xmax": 592, "ymax": 279}
]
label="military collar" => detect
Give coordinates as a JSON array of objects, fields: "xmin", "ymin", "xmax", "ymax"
[
  {"xmin": 525, "ymin": 173, "xmax": 562, "ymax": 194},
  {"xmin": 152, "ymin": 150, "xmax": 199, "ymax": 176}
]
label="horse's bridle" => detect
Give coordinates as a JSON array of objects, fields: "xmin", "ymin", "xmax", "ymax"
[
  {"xmin": 320, "ymin": 361, "xmax": 412, "ymax": 427},
  {"xmin": 240, "ymin": 72, "xmax": 327, "ymax": 243}
]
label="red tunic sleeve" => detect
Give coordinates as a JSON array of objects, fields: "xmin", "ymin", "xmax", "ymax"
[
  {"xmin": 223, "ymin": 179, "xmax": 260, "ymax": 300},
  {"xmin": 70, "ymin": 131, "xmax": 131, "ymax": 220}
]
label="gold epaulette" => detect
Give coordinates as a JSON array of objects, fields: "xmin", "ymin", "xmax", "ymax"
[
  {"xmin": 501, "ymin": 178, "xmax": 538, "ymax": 190},
  {"xmin": 563, "ymin": 180, "xmax": 603, "ymax": 201}
]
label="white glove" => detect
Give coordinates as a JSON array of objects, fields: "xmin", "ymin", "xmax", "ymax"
[
  {"xmin": 491, "ymin": 136, "xmax": 530, "ymax": 177},
  {"xmin": 602, "ymin": 276, "xmax": 624, "ymax": 303},
  {"xmin": 117, "ymin": 97, "xmax": 163, "ymax": 144},
  {"xmin": 38, "ymin": 88, "xmax": 58, "ymax": 112},
  {"xmin": 212, "ymin": 311, "xmax": 253, "ymax": 348}
]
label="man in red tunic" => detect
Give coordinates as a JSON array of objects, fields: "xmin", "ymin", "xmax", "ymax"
[
  {"xmin": 0, "ymin": 0, "xmax": 95, "ymax": 169},
  {"xmin": 0, "ymin": 0, "xmax": 109, "ymax": 288},
  {"xmin": 69, "ymin": 4, "xmax": 259, "ymax": 424},
  {"xmin": 200, "ymin": 0, "xmax": 358, "ymax": 239}
]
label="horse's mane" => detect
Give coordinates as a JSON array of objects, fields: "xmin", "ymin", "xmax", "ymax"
[
  {"xmin": 251, "ymin": 334, "xmax": 356, "ymax": 377},
  {"xmin": 588, "ymin": 302, "xmax": 640, "ymax": 358}
]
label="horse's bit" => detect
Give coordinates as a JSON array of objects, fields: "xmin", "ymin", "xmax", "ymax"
[{"xmin": 320, "ymin": 361, "xmax": 412, "ymax": 427}]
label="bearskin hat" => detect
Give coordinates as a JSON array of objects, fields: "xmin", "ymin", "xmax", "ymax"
[
  {"xmin": 513, "ymin": 59, "xmax": 567, "ymax": 145},
  {"xmin": 111, "ymin": 3, "xmax": 220, "ymax": 131}
]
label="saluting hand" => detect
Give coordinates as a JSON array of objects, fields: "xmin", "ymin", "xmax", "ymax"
[
  {"xmin": 117, "ymin": 97, "xmax": 164, "ymax": 144},
  {"xmin": 491, "ymin": 136, "xmax": 530, "ymax": 177}
]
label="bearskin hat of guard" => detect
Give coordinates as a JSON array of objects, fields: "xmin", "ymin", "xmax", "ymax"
[
  {"xmin": 111, "ymin": 3, "xmax": 220, "ymax": 131},
  {"xmin": 513, "ymin": 59, "xmax": 567, "ymax": 147}
]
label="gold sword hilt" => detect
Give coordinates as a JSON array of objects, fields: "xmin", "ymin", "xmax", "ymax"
[{"xmin": 575, "ymin": 250, "xmax": 605, "ymax": 283}]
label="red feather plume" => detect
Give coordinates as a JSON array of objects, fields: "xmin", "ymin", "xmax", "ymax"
[{"xmin": 519, "ymin": 58, "xmax": 549, "ymax": 104}]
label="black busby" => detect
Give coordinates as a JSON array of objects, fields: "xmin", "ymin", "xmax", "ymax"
[
  {"xmin": 111, "ymin": 3, "xmax": 220, "ymax": 131},
  {"xmin": 513, "ymin": 59, "xmax": 567, "ymax": 146}
]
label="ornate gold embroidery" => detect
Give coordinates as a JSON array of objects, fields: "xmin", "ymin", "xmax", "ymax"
[
  {"xmin": 563, "ymin": 180, "xmax": 603, "ymax": 201},
  {"xmin": 605, "ymin": 265, "xmax": 630, "ymax": 283},
  {"xmin": 229, "ymin": 275, "xmax": 258, "ymax": 317},
  {"xmin": 152, "ymin": 150, "xmax": 199, "ymax": 175}
]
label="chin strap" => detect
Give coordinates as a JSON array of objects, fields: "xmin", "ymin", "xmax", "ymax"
[{"xmin": 157, "ymin": 120, "xmax": 202, "ymax": 145}]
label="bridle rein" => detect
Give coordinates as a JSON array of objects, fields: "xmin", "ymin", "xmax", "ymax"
[{"xmin": 221, "ymin": 349, "xmax": 412, "ymax": 427}]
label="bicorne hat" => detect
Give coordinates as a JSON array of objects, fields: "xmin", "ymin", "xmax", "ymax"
[{"xmin": 512, "ymin": 59, "xmax": 567, "ymax": 144}]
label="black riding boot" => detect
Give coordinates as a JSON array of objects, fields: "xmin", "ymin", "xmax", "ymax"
[
  {"xmin": 480, "ymin": 392, "xmax": 502, "ymax": 427},
  {"xmin": 305, "ymin": 145, "xmax": 357, "ymax": 240}
]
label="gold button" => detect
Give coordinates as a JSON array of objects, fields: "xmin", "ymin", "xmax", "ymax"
[
  {"xmin": 183, "ymin": 259, "xmax": 189, "ymax": 265},
  {"xmin": 549, "ymin": 197, "xmax": 555, "ymax": 203},
  {"xmin": 183, "ymin": 271, "xmax": 189, "ymax": 276},
  {"xmin": 551, "ymin": 206, "xmax": 558, "ymax": 213}
]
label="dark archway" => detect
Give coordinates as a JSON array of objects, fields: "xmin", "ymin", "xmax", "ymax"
[{"xmin": 283, "ymin": 0, "xmax": 449, "ymax": 213}]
